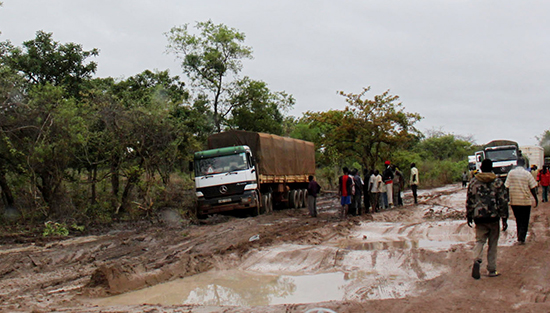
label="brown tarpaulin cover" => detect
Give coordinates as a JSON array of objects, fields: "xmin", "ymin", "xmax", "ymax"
[{"xmin": 208, "ymin": 130, "xmax": 315, "ymax": 176}]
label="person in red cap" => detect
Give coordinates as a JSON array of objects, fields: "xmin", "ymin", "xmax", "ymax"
[{"xmin": 382, "ymin": 160, "xmax": 394, "ymax": 208}]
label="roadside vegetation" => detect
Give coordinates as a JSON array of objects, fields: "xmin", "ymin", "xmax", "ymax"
[{"xmin": 0, "ymin": 20, "xmax": 534, "ymax": 234}]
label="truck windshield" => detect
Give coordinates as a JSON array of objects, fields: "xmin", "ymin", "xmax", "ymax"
[
  {"xmin": 196, "ymin": 153, "xmax": 249, "ymax": 176},
  {"xmin": 485, "ymin": 148, "xmax": 517, "ymax": 162}
]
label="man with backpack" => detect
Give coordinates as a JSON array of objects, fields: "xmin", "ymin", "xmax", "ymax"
[{"xmin": 466, "ymin": 159, "xmax": 509, "ymax": 279}]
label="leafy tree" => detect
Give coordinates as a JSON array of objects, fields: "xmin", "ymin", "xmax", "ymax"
[
  {"xmin": 166, "ymin": 20, "xmax": 253, "ymax": 132},
  {"xmin": 288, "ymin": 118, "xmax": 321, "ymax": 143},
  {"xmin": 0, "ymin": 31, "xmax": 98, "ymax": 98},
  {"xmin": 78, "ymin": 71, "xmax": 197, "ymax": 213},
  {"xmin": 0, "ymin": 64, "xmax": 27, "ymax": 213},
  {"xmin": 171, "ymin": 96, "xmax": 215, "ymax": 148},
  {"xmin": 302, "ymin": 110, "xmax": 347, "ymax": 167},
  {"xmin": 305, "ymin": 87, "xmax": 422, "ymax": 169},
  {"xmin": 227, "ymin": 77, "xmax": 294, "ymax": 135},
  {"xmin": 2, "ymin": 83, "xmax": 85, "ymax": 216},
  {"xmin": 111, "ymin": 69, "xmax": 188, "ymax": 108},
  {"xmin": 417, "ymin": 131, "xmax": 476, "ymax": 161}
]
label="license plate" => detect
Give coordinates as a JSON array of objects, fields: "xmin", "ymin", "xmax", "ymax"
[{"xmin": 218, "ymin": 198, "xmax": 231, "ymax": 204}]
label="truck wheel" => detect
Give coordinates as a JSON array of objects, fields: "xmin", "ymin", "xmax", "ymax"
[
  {"xmin": 263, "ymin": 192, "xmax": 273, "ymax": 214},
  {"xmin": 267, "ymin": 193, "xmax": 274, "ymax": 213},
  {"xmin": 297, "ymin": 189, "xmax": 304, "ymax": 208},
  {"xmin": 302, "ymin": 189, "xmax": 308, "ymax": 208},
  {"xmin": 289, "ymin": 190, "xmax": 297, "ymax": 209},
  {"xmin": 249, "ymin": 192, "xmax": 260, "ymax": 216},
  {"xmin": 250, "ymin": 205, "xmax": 260, "ymax": 217}
]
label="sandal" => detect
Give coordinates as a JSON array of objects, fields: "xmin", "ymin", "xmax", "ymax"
[{"xmin": 488, "ymin": 271, "xmax": 501, "ymax": 277}]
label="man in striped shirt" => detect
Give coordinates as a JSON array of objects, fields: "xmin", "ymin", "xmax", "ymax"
[{"xmin": 504, "ymin": 158, "xmax": 539, "ymax": 245}]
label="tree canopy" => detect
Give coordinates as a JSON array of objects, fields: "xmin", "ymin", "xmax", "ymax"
[
  {"xmin": 1, "ymin": 31, "xmax": 98, "ymax": 98},
  {"xmin": 305, "ymin": 87, "xmax": 422, "ymax": 168},
  {"xmin": 166, "ymin": 20, "xmax": 253, "ymax": 132},
  {"xmin": 227, "ymin": 77, "xmax": 294, "ymax": 135}
]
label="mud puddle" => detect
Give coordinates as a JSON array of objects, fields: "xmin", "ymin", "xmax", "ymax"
[
  {"xmin": 93, "ymin": 270, "xmax": 350, "ymax": 306},
  {"xmin": 92, "ymin": 192, "xmax": 519, "ymax": 308},
  {"xmin": 333, "ymin": 220, "xmax": 518, "ymax": 251},
  {"xmin": 95, "ymin": 221, "xmax": 490, "ymax": 307}
]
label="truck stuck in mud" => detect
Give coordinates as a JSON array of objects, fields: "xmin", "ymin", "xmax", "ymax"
[{"xmin": 193, "ymin": 130, "xmax": 316, "ymax": 217}]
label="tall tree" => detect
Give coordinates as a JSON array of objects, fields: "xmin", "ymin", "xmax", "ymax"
[
  {"xmin": 165, "ymin": 20, "xmax": 253, "ymax": 132},
  {"xmin": 1, "ymin": 31, "xmax": 98, "ymax": 98},
  {"xmin": 305, "ymin": 87, "xmax": 422, "ymax": 168}
]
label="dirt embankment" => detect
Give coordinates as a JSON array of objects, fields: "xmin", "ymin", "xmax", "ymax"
[{"xmin": 1, "ymin": 186, "xmax": 550, "ymax": 312}]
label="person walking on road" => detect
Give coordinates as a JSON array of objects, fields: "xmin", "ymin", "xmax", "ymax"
[
  {"xmin": 410, "ymin": 163, "xmax": 419, "ymax": 204},
  {"xmin": 462, "ymin": 171, "xmax": 469, "ymax": 188},
  {"xmin": 338, "ymin": 167, "xmax": 353, "ymax": 219},
  {"xmin": 537, "ymin": 165, "xmax": 550, "ymax": 203},
  {"xmin": 505, "ymin": 158, "xmax": 538, "ymax": 245},
  {"xmin": 307, "ymin": 175, "xmax": 321, "ymax": 217},
  {"xmin": 466, "ymin": 159, "xmax": 509, "ymax": 279}
]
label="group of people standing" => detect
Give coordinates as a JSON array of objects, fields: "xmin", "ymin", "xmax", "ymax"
[{"xmin": 337, "ymin": 162, "xmax": 420, "ymax": 218}]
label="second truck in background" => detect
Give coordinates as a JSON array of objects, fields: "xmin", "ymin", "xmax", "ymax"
[{"xmin": 475, "ymin": 140, "xmax": 520, "ymax": 178}]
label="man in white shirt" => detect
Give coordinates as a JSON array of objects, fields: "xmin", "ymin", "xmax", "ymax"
[
  {"xmin": 505, "ymin": 158, "xmax": 538, "ymax": 245},
  {"xmin": 369, "ymin": 169, "xmax": 382, "ymax": 212}
]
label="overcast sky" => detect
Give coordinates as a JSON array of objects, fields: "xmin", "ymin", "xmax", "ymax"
[{"xmin": 1, "ymin": 0, "xmax": 548, "ymax": 146}]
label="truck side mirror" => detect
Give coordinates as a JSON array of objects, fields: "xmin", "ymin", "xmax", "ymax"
[{"xmin": 188, "ymin": 161, "xmax": 194, "ymax": 173}]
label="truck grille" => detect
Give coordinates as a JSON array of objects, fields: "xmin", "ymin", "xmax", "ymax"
[{"xmin": 198, "ymin": 183, "xmax": 246, "ymax": 199}]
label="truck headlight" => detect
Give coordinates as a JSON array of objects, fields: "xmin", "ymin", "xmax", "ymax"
[
  {"xmin": 244, "ymin": 183, "xmax": 257, "ymax": 190},
  {"xmin": 196, "ymin": 191, "xmax": 204, "ymax": 197}
]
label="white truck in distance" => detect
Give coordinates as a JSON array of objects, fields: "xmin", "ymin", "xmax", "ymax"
[
  {"xmin": 475, "ymin": 140, "xmax": 519, "ymax": 178},
  {"xmin": 520, "ymin": 145, "xmax": 544, "ymax": 169}
]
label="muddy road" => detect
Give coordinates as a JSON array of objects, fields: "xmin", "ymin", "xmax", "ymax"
[{"xmin": 2, "ymin": 185, "xmax": 550, "ymax": 312}]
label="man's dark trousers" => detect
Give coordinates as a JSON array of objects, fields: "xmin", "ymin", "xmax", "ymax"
[{"xmin": 511, "ymin": 205, "xmax": 531, "ymax": 242}]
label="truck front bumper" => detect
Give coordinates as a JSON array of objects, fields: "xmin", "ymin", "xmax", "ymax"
[{"xmin": 197, "ymin": 190, "xmax": 259, "ymax": 215}]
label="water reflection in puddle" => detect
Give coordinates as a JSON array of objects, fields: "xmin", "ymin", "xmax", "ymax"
[
  {"xmin": 335, "ymin": 220, "xmax": 518, "ymax": 251},
  {"xmin": 94, "ymin": 270, "xmax": 349, "ymax": 306},
  {"xmin": 338, "ymin": 239, "xmax": 465, "ymax": 251}
]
